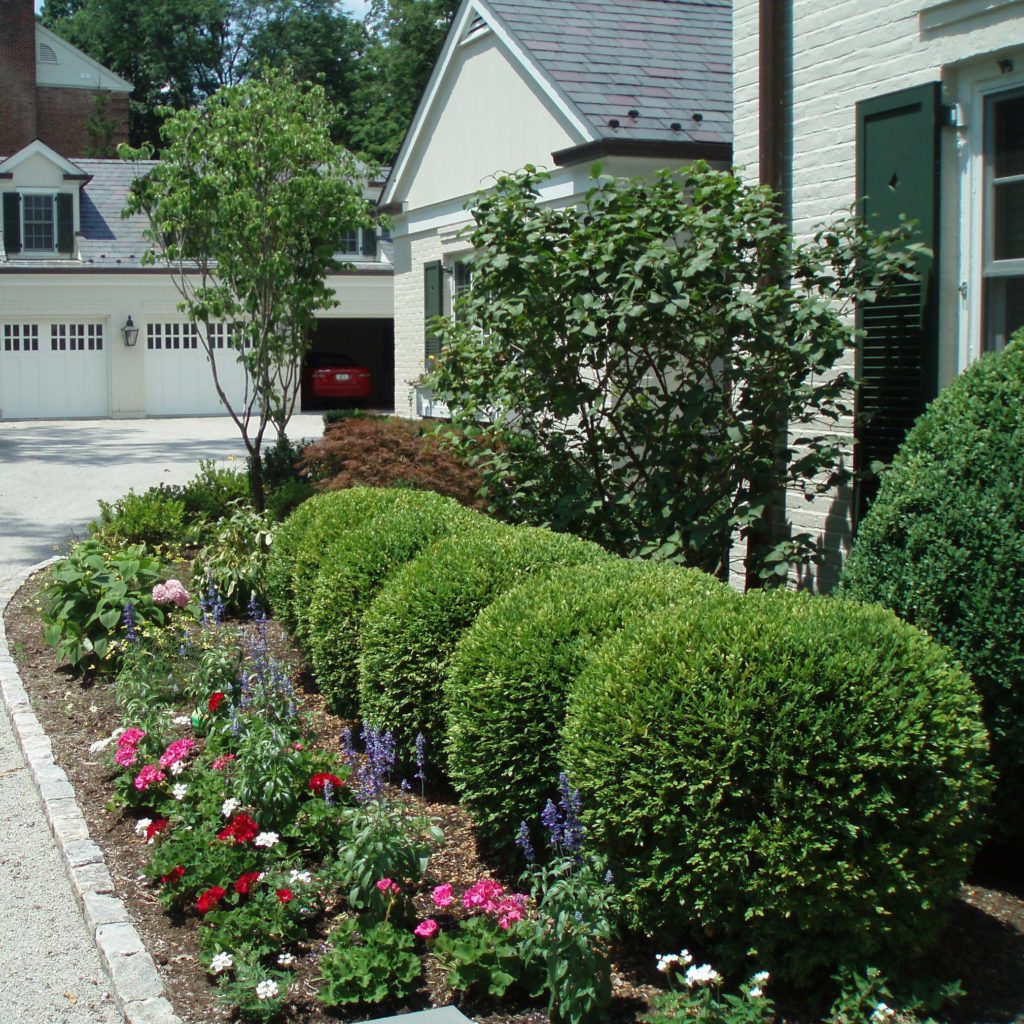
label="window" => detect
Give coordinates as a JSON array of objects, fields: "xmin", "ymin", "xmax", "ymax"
[
  {"xmin": 22, "ymin": 194, "xmax": 55, "ymax": 252},
  {"xmin": 1, "ymin": 191, "xmax": 74, "ymax": 255},
  {"xmin": 2, "ymin": 324, "xmax": 39, "ymax": 352},
  {"xmin": 147, "ymin": 322, "xmax": 200, "ymax": 350},
  {"xmin": 335, "ymin": 227, "xmax": 378, "ymax": 259},
  {"xmin": 984, "ymin": 89, "xmax": 1024, "ymax": 351},
  {"xmin": 51, "ymin": 323, "xmax": 103, "ymax": 351}
]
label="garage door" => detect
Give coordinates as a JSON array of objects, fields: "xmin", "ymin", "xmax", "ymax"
[
  {"xmin": 144, "ymin": 321, "xmax": 250, "ymax": 416},
  {"xmin": 0, "ymin": 320, "xmax": 110, "ymax": 419}
]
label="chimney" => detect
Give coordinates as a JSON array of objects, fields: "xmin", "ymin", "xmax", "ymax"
[{"xmin": 0, "ymin": 0, "xmax": 39, "ymax": 154}]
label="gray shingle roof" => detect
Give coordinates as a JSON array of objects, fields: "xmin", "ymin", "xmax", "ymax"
[{"xmin": 483, "ymin": 0, "xmax": 731, "ymax": 148}]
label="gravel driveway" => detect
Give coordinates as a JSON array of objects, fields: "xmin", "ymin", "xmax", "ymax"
[{"xmin": 0, "ymin": 414, "xmax": 323, "ymax": 1024}]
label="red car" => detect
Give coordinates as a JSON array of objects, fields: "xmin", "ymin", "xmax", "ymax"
[{"xmin": 304, "ymin": 353, "xmax": 372, "ymax": 402}]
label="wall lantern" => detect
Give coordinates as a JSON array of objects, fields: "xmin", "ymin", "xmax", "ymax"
[{"xmin": 122, "ymin": 315, "xmax": 139, "ymax": 347}]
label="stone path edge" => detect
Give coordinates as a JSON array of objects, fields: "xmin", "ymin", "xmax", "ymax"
[{"xmin": 0, "ymin": 557, "xmax": 184, "ymax": 1024}]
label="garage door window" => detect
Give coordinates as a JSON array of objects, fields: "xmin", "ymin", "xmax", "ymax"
[
  {"xmin": 147, "ymin": 322, "xmax": 200, "ymax": 350},
  {"xmin": 51, "ymin": 323, "xmax": 103, "ymax": 351},
  {"xmin": 3, "ymin": 323, "xmax": 39, "ymax": 351}
]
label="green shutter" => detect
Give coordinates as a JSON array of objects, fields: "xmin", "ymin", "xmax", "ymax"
[
  {"xmin": 56, "ymin": 193, "xmax": 74, "ymax": 254},
  {"xmin": 360, "ymin": 226, "xmax": 377, "ymax": 257},
  {"xmin": 424, "ymin": 260, "xmax": 443, "ymax": 364},
  {"xmin": 3, "ymin": 192, "xmax": 21, "ymax": 254},
  {"xmin": 855, "ymin": 82, "xmax": 941, "ymax": 516}
]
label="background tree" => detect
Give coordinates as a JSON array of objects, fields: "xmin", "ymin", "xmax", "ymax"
[
  {"xmin": 120, "ymin": 68, "xmax": 374, "ymax": 511},
  {"xmin": 426, "ymin": 164, "xmax": 917, "ymax": 582}
]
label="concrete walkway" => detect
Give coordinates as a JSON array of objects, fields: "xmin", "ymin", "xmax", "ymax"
[{"xmin": 0, "ymin": 415, "xmax": 323, "ymax": 1024}]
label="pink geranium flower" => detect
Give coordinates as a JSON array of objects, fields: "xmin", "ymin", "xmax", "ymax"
[
  {"xmin": 211, "ymin": 753, "xmax": 235, "ymax": 771},
  {"xmin": 118, "ymin": 728, "xmax": 146, "ymax": 748},
  {"xmin": 375, "ymin": 878, "xmax": 401, "ymax": 895},
  {"xmin": 414, "ymin": 919, "xmax": 439, "ymax": 939},
  {"xmin": 463, "ymin": 878, "xmax": 505, "ymax": 913},
  {"xmin": 133, "ymin": 764, "xmax": 166, "ymax": 791},
  {"xmin": 114, "ymin": 746, "xmax": 138, "ymax": 768},
  {"xmin": 159, "ymin": 737, "xmax": 197, "ymax": 769},
  {"xmin": 432, "ymin": 883, "xmax": 453, "ymax": 908}
]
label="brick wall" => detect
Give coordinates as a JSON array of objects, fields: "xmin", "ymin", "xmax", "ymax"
[
  {"xmin": 36, "ymin": 86, "xmax": 129, "ymax": 157},
  {"xmin": 0, "ymin": 0, "xmax": 38, "ymax": 154}
]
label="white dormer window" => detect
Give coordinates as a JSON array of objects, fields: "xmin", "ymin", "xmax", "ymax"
[
  {"xmin": 22, "ymin": 193, "xmax": 57, "ymax": 252},
  {"xmin": 335, "ymin": 226, "xmax": 377, "ymax": 259},
  {"xmin": 2, "ymin": 189, "xmax": 74, "ymax": 256}
]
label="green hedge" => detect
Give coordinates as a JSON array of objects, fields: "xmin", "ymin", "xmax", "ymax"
[
  {"xmin": 840, "ymin": 336, "xmax": 1024, "ymax": 839},
  {"xmin": 562, "ymin": 590, "xmax": 992, "ymax": 987},
  {"xmin": 303, "ymin": 490, "xmax": 488, "ymax": 713},
  {"xmin": 357, "ymin": 525, "xmax": 612, "ymax": 772},
  {"xmin": 444, "ymin": 559, "xmax": 728, "ymax": 864}
]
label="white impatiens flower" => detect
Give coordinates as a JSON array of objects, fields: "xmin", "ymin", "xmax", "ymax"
[
  {"xmin": 210, "ymin": 952, "xmax": 233, "ymax": 974},
  {"xmin": 254, "ymin": 831, "xmax": 280, "ymax": 849},
  {"xmin": 655, "ymin": 954, "xmax": 679, "ymax": 973},
  {"xmin": 255, "ymin": 979, "xmax": 279, "ymax": 1000},
  {"xmin": 134, "ymin": 818, "xmax": 153, "ymax": 837},
  {"xmin": 277, "ymin": 952, "xmax": 296, "ymax": 967},
  {"xmin": 221, "ymin": 798, "xmax": 240, "ymax": 818},
  {"xmin": 750, "ymin": 987, "xmax": 764, "ymax": 999},
  {"xmin": 872, "ymin": 1003, "xmax": 897, "ymax": 1023},
  {"xmin": 289, "ymin": 870, "xmax": 312, "ymax": 885},
  {"xmin": 684, "ymin": 963, "xmax": 723, "ymax": 988},
  {"xmin": 172, "ymin": 784, "xmax": 187, "ymax": 801},
  {"xmin": 169, "ymin": 760, "xmax": 187, "ymax": 776}
]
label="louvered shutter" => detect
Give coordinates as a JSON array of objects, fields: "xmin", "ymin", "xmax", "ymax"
[
  {"xmin": 360, "ymin": 226, "xmax": 377, "ymax": 258},
  {"xmin": 855, "ymin": 83, "xmax": 941, "ymax": 518},
  {"xmin": 56, "ymin": 193, "xmax": 74, "ymax": 253},
  {"xmin": 424, "ymin": 260, "xmax": 443, "ymax": 365},
  {"xmin": 3, "ymin": 192, "xmax": 21, "ymax": 254}
]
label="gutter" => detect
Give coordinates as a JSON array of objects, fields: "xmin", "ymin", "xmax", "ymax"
[{"xmin": 552, "ymin": 138, "xmax": 732, "ymax": 167}]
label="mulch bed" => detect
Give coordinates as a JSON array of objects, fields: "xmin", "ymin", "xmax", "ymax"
[{"xmin": 5, "ymin": 570, "xmax": 1024, "ymax": 1024}]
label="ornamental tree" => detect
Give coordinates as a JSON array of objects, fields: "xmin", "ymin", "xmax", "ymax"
[
  {"xmin": 120, "ymin": 67, "xmax": 374, "ymax": 510},
  {"xmin": 426, "ymin": 164, "xmax": 917, "ymax": 581}
]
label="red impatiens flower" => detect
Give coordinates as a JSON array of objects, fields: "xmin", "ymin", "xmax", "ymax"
[
  {"xmin": 275, "ymin": 888, "xmax": 294, "ymax": 904},
  {"xmin": 308, "ymin": 772, "xmax": 344, "ymax": 796},
  {"xmin": 234, "ymin": 871, "xmax": 261, "ymax": 896},
  {"xmin": 208, "ymin": 691, "xmax": 227, "ymax": 713},
  {"xmin": 196, "ymin": 886, "xmax": 227, "ymax": 914},
  {"xmin": 145, "ymin": 818, "xmax": 170, "ymax": 842},
  {"xmin": 160, "ymin": 866, "xmax": 186, "ymax": 886},
  {"xmin": 217, "ymin": 813, "xmax": 259, "ymax": 844}
]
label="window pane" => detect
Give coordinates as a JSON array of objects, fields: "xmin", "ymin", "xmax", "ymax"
[
  {"xmin": 984, "ymin": 274, "xmax": 1024, "ymax": 351},
  {"xmin": 22, "ymin": 194, "xmax": 54, "ymax": 251},
  {"xmin": 995, "ymin": 180, "xmax": 1024, "ymax": 260},
  {"xmin": 994, "ymin": 94, "xmax": 1024, "ymax": 179}
]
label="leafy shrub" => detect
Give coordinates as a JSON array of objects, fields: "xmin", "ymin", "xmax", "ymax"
[
  {"xmin": 358, "ymin": 525, "xmax": 612, "ymax": 770},
  {"xmin": 298, "ymin": 414, "xmax": 486, "ymax": 510},
  {"xmin": 265, "ymin": 477, "xmax": 313, "ymax": 522},
  {"xmin": 42, "ymin": 539, "xmax": 168, "ymax": 668},
  {"xmin": 192, "ymin": 502, "xmax": 273, "ymax": 616},
  {"xmin": 175, "ymin": 459, "xmax": 252, "ymax": 523},
  {"xmin": 561, "ymin": 590, "xmax": 992, "ymax": 987},
  {"xmin": 92, "ymin": 488, "xmax": 188, "ymax": 549},
  {"xmin": 317, "ymin": 918, "xmax": 421, "ymax": 1008},
  {"xmin": 265, "ymin": 487, "xmax": 411, "ymax": 636},
  {"xmin": 840, "ymin": 335, "xmax": 1024, "ymax": 838},
  {"xmin": 445, "ymin": 559, "xmax": 728, "ymax": 863},
  {"xmin": 303, "ymin": 490, "xmax": 488, "ymax": 713},
  {"xmin": 258, "ymin": 433, "xmax": 309, "ymax": 493}
]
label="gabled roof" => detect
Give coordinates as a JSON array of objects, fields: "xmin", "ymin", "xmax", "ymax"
[
  {"xmin": 36, "ymin": 23, "xmax": 133, "ymax": 93},
  {"xmin": 0, "ymin": 139, "xmax": 90, "ymax": 179},
  {"xmin": 382, "ymin": 0, "xmax": 732, "ymax": 207}
]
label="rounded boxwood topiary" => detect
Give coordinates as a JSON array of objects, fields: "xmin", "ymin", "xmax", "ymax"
[
  {"xmin": 561, "ymin": 590, "xmax": 992, "ymax": 987},
  {"xmin": 444, "ymin": 558, "xmax": 729, "ymax": 864},
  {"xmin": 303, "ymin": 490, "xmax": 489, "ymax": 713},
  {"xmin": 840, "ymin": 336, "xmax": 1024, "ymax": 839},
  {"xmin": 357, "ymin": 525, "xmax": 612, "ymax": 772}
]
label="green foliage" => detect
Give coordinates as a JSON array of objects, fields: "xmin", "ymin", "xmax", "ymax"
[
  {"xmin": 643, "ymin": 965, "xmax": 774, "ymax": 1024},
  {"xmin": 826, "ymin": 966, "xmax": 964, "ymax": 1024},
  {"xmin": 232, "ymin": 718, "xmax": 310, "ymax": 828},
  {"xmin": 92, "ymin": 488, "xmax": 188, "ymax": 550},
  {"xmin": 303, "ymin": 489, "xmax": 486, "ymax": 713},
  {"xmin": 120, "ymin": 67, "xmax": 375, "ymax": 509},
  {"xmin": 561, "ymin": 590, "xmax": 993, "ymax": 987},
  {"xmin": 176, "ymin": 460, "xmax": 253, "ymax": 523},
  {"xmin": 445, "ymin": 559, "xmax": 727, "ymax": 863},
  {"xmin": 358, "ymin": 524, "xmax": 611, "ymax": 770},
  {"xmin": 426, "ymin": 163, "xmax": 919, "ymax": 580},
  {"xmin": 192, "ymin": 502, "xmax": 273, "ymax": 616},
  {"xmin": 317, "ymin": 917, "xmax": 421, "ymax": 1008},
  {"xmin": 258, "ymin": 433, "xmax": 308, "ymax": 494},
  {"xmin": 840, "ymin": 334, "xmax": 1024, "ymax": 839},
  {"xmin": 42, "ymin": 539, "xmax": 167, "ymax": 669},
  {"xmin": 433, "ymin": 914, "xmax": 539, "ymax": 999},
  {"xmin": 265, "ymin": 477, "xmax": 314, "ymax": 522}
]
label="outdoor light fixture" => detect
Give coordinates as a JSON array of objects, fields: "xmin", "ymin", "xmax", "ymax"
[{"xmin": 122, "ymin": 315, "xmax": 139, "ymax": 347}]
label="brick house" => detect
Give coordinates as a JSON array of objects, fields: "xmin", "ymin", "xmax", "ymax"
[{"xmin": 0, "ymin": 0, "xmax": 131, "ymax": 158}]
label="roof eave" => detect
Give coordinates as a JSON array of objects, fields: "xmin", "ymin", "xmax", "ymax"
[{"xmin": 552, "ymin": 138, "xmax": 732, "ymax": 167}]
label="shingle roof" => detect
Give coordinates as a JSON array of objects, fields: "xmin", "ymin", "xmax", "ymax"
[
  {"xmin": 484, "ymin": 0, "xmax": 731, "ymax": 148},
  {"xmin": 74, "ymin": 158, "xmax": 156, "ymax": 267}
]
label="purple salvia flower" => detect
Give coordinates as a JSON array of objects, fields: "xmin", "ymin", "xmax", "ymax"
[
  {"xmin": 557, "ymin": 772, "xmax": 585, "ymax": 854},
  {"xmin": 322, "ymin": 779, "xmax": 334, "ymax": 806},
  {"xmin": 122, "ymin": 601, "xmax": 137, "ymax": 642},
  {"xmin": 515, "ymin": 821, "xmax": 536, "ymax": 865},
  {"xmin": 414, "ymin": 732, "xmax": 427, "ymax": 784},
  {"xmin": 541, "ymin": 799, "xmax": 563, "ymax": 848},
  {"xmin": 401, "ymin": 778, "xmax": 412, "ymax": 792}
]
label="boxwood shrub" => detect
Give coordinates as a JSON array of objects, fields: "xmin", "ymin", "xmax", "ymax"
[
  {"xmin": 561, "ymin": 590, "xmax": 992, "ymax": 987},
  {"xmin": 444, "ymin": 559, "xmax": 728, "ymax": 864},
  {"xmin": 303, "ymin": 490, "xmax": 489, "ymax": 713},
  {"xmin": 840, "ymin": 335, "xmax": 1024, "ymax": 839},
  {"xmin": 358, "ymin": 525, "xmax": 612, "ymax": 771}
]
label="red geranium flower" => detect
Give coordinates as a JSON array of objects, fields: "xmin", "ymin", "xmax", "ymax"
[
  {"xmin": 234, "ymin": 871, "xmax": 261, "ymax": 896},
  {"xmin": 308, "ymin": 772, "xmax": 344, "ymax": 796},
  {"xmin": 208, "ymin": 691, "xmax": 227, "ymax": 713},
  {"xmin": 276, "ymin": 888, "xmax": 294, "ymax": 904},
  {"xmin": 145, "ymin": 818, "xmax": 170, "ymax": 842},
  {"xmin": 217, "ymin": 813, "xmax": 259, "ymax": 844},
  {"xmin": 160, "ymin": 865, "xmax": 186, "ymax": 885},
  {"xmin": 196, "ymin": 886, "xmax": 227, "ymax": 914}
]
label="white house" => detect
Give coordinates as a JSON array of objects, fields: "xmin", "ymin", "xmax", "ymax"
[
  {"xmin": 0, "ymin": 140, "xmax": 395, "ymax": 419},
  {"xmin": 733, "ymin": 0, "xmax": 1024, "ymax": 589},
  {"xmin": 380, "ymin": 0, "xmax": 732, "ymax": 418}
]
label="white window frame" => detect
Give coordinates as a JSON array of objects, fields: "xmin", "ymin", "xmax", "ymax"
[
  {"xmin": 19, "ymin": 189, "xmax": 58, "ymax": 254},
  {"xmin": 334, "ymin": 227, "xmax": 375, "ymax": 260}
]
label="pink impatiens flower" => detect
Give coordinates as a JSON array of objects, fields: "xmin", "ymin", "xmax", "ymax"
[
  {"xmin": 114, "ymin": 746, "xmax": 138, "ymax": 768},
  {"xmin": 432, "ymin": 883, "xmax": 453, "ymax": 908},
  {"xmin": 134, "ymin": 764, "xmax": 166, "ymax": 791},
  {"xmin": 414, "ymin": 919, "xmax": 439, "ymax": 939}
]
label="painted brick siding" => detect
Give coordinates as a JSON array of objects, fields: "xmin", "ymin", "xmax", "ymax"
[
  {"xmin": 35, "ymin": 86, "xmax": 129, "ymax": 157},
  {"xmin": 732, "ymin": 0, "xmax": 1024, "ymax": 590},
  {"xmin": 0, "ymin": 0, "xmax": 38, "ymax": 154}
]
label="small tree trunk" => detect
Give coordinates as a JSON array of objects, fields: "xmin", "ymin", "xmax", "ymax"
[{"xmin": 248, "ymin": 446, "xmax": 267, "ymax": 514}]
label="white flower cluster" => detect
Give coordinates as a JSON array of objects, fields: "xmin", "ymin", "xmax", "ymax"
[
  {"xmin": 872, "ymin": 1003, "xmax": 897, "ymax": 1023},
  {"xmin": 277, "ymin": 952, "xmax": 296, "ymax": 967},
  {"xmin": 254, "ymin": 831, "xmax": 280, "ymax": 849},
  {"xmin": 210, "ymin": 952, "xmax": 233, "ymax": 975},
  {"xmin": 684, "ymin": 963, "xmax": 723, "ymax": 988},
  {"xmin": 172, "ymin": 783, "xmax": 188, "ymax": 801},
  {"xmin": 288, "ymin": 870, "xmax": 312, "ymax": 885},
  {"xmin": 255, "ymin": 979, "xmax": 279, "ymax": 1000},
  {"xmin": 134, "ymin": 818, "xmax": 152, "ymax": 837},
  {"xmin": 221, "ymin": 798, "xmax": 240, "ymax": 818},
  {"xmin": 172, "ymin": 715, "xmax": 192, "ymax": 726},
  {"xmin": 169, "ymin": 760, "xmax": 187, "ymax": 776},
  {"xmin": 655, "ymin": 949, "xmax": 693, "ymax": 972},
  {"xmin": 749, "ymin": 970, "xmax": 769, "ymax": 998}
]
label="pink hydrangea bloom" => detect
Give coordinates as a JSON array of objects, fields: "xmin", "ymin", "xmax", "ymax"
[
  {"xmin": 463, "ymin": 878, "xmax": 505, "ymax": 913},
  {"xmin": 114, "ymin": 746, "xmax": 138, "ymax": 768},
  {"xmin": 118, "ymin": 728, "xmax": 146, "ymax": 748},
  {"xmin": 414, "ymin": 919, "xmax": 439, "ymax": 939},
  {"xmin": 152, "ymin": 579, "xmax": 189, "ymax": 608},
  {"xmin": 432, "ymin": 883, "xmax": 454, "ymax": 908},
  {"xmin": 159, "ymin": 737, "xmax": 197, "ymax": 769},
  {"xmin": 134, "ymin": 764, "xmax": 166, "ymax": 791}
]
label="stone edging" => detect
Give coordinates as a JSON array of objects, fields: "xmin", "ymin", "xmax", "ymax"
[{"xmin": 0, "ymin": 558, "xmax": 184, "ymax": 1024}]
